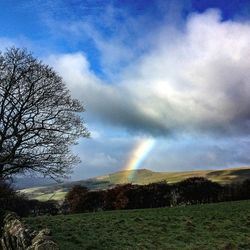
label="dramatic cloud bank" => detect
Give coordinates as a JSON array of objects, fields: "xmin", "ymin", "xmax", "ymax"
[
  {"xmin": 49, "ymin": 10, "xmax": 250, "ymax": 137},
  {"xmin": 1, "ymin": 1, "xmax": 250, "ymax": 179}
]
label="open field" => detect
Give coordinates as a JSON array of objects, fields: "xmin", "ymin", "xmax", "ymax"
[
  {"xmin": 21, "ymin": 167, "xmax": 250, "ymax": 201},
  {"xmin": 21, "ymin": 187, "xmax": 67, "ymax": 201},
  {"xmin": 26, "ymin": 200, "xmax": 250, "ymax": 250}
]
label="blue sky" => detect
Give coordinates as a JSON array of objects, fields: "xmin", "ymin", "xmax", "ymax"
[{"xmin": 1, "ymin": 0, "xmax": 250, "ymax": 180}]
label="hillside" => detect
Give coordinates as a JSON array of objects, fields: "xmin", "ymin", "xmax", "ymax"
[
  {"xmin": 13, "ymin": 177, "xmax": 56, "ymax": 189},
  {"xmin": 26, "ymin": 200, "xmax": 250, "ymax": 250},
  {"xmin": 20, "ymin": 167, "xmax": 250, "ymax": 201}
]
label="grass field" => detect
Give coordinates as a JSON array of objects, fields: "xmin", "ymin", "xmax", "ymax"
[
  {"xmin": 20, "ymin": 167, "xmax": 250, "ymax": 201},
  {"xmin": 26, "ymin": 200, "xmax": 250, "ymax": 250}
]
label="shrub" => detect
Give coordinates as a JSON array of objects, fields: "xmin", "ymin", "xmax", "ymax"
[
  {"xmin": 63, "ymin": 185, "xmax": 89, "ymax": 213},
  {"xmin": 104, "ymin": 184, "xmax": 131, "ymax": 210},
  {"xmin": 125, "ymin": 182, "xmax": 172, "ymax": 209},
  {"xmin": 0, "ymin": 180, "xmax": 59, "ymax": 218},
  {"xmin": 174, "ymin": 177, "xmax": 222, "ymax": 205},
  {"xmin": 79, "ymin": 191, "xmax": 106, "ymax": 212}
]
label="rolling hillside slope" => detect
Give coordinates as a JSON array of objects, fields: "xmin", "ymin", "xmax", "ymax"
[{"xmin": 20, "ymin": 167, "xmax": 250, "ymax": 201}]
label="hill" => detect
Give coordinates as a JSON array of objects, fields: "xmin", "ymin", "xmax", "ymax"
[
  {"xmin": 20, "ymin": 167, "xmax": 250, "ymax": 201},
  {"xmin": 13, "ymin": 177, "xmax": 56, "ymax": 189},
  {"xmin": 25, "ymin": 199, "xmax": 250, "ymax": 250}
]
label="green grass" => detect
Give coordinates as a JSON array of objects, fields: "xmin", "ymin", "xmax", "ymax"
[
  {"xmin": 26, "ymin": 200, "xmax": 250, "ymax": 250},
  {"xmin": 21, "ymin": 167, "xmax": 250, "ymax": 201}
]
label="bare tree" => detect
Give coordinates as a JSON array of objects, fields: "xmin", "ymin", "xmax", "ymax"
[{"xmin": 0, "ymin": 48, "xmax": 90, "ymax": 180}]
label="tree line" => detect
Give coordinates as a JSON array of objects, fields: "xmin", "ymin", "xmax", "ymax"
[{"xmin": 63, "ymin": 177, "xmax": 250, "ymax": 213}]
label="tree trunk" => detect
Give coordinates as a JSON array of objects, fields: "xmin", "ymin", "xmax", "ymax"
[{"xmin": 0, "ymin": 164, "xmax": 4, "ymax": 180}]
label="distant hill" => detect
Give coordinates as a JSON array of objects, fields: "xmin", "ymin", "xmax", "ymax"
[
  {"xmin": 20, "ymin": 167, "xmax": 250, "ymax": 201},
  {"xmin": 13, "ymin": 177, "xmax": 56, "ymax": 189}
]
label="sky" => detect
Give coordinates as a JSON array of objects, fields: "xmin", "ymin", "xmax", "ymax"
[{"xmin": 1, "ymin": 0, "xmax": 250, "ymax": 180}]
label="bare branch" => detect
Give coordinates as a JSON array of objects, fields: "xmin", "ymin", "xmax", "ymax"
[{"xmin": 0, "ymin": 48, "xmax": 90, "ymax": 180}]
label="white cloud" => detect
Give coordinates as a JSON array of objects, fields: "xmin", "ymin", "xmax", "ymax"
[{"xmin": 48, "ymin": 9, "xmax": 250, "ymax": 137}]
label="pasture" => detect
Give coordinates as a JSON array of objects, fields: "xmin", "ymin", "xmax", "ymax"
[{"xmin": 26, "ymin": 199, "xmax": 250, "ymax": 250}]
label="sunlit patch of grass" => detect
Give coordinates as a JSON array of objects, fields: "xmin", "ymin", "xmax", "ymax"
[{"xmin": 35, "ymin": 191, "xmax": 67, "ymax": 201}]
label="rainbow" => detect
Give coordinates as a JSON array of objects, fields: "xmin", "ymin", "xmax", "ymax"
[{"xmin": 123, "ymin": 137, "xmax": 156, "ymax": 182}]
